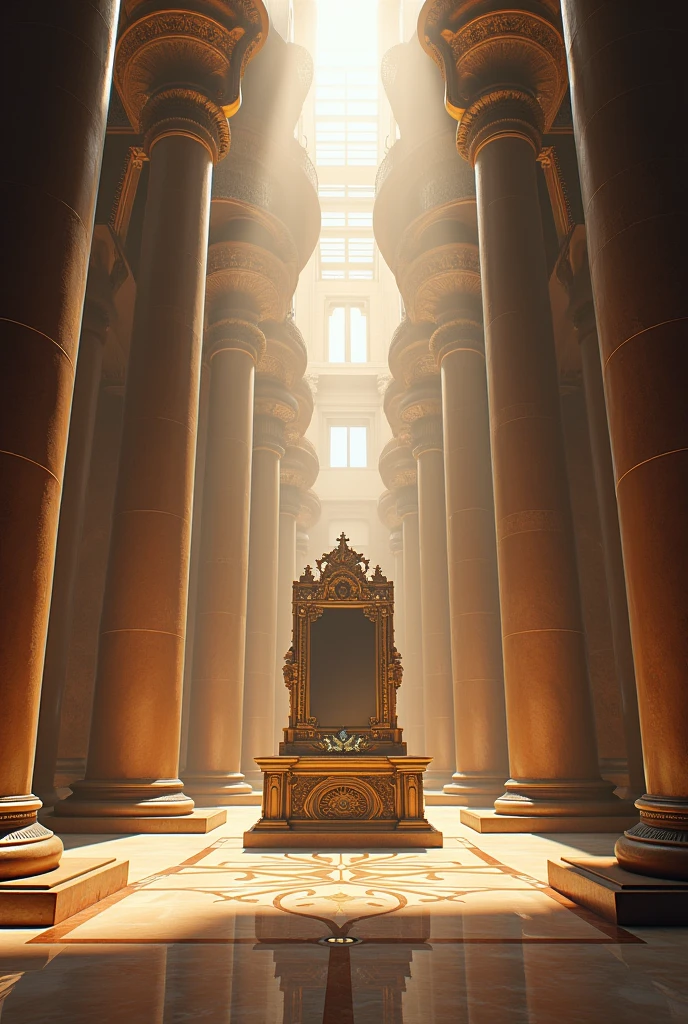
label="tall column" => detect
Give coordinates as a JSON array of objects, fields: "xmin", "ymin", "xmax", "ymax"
[
  {"xmin": 56, "ymin": 1, "xmax": 267, "ymax": 821},
  {"xmin": 274, "ymin": 440, "xmax": 319, "ymax": 746},
  {"xmin": 379, "ymin": 437, "xmax": 425, "ymax": 756},
  {"xmin": 183, "ymin": 240, "xmax": 290, "ymax": 805},
  {"xmin": 242, "ymin": 370, "xmax": 299, "ymax": 785},
  {"xmin": 33, "ymin": 278, "xmax": 114, "ymax": 808},
  {"xmin": 401, "ymin": 242, "xmax": 509, "ymax": 803},
  {"xmin": 561, "ymin": 0, "xmax": 688, "ymax": 877},
  {"xmin": 0, "ymin": 1, "xmax": 120, "ymax": 879},
  {"xmin": 401, "ymin": 377, "xmax": 455, "ymax": 789},
  {"xmin": 419, "ymin": 1, "xmax": 625, "ymax": 817},
  {"xmin": 434, "ymin": 312, "xmax": 509, "ymax": 802},
  {"xmin": 557, "ymin": 229, "xmax": 645, "ymax": 798}
]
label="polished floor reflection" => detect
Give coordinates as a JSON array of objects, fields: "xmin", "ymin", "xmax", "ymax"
[{"xmin": 1, "ymin": 808, "xmax": 687, "ymax": 1022}]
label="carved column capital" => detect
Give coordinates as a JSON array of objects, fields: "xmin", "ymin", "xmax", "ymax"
[
  {"xmin": 253, "ymin": 379, "xmax": 298, "ymax": 457},
  {"xmin": 281, "ymin": 437, "xmax": 319, "ymax": 493},
  {"xmin": 418, "ymin": 2, "xmax": 567, "ymax": 164},
  {"xmin": 205, "ymin": 317, "xmax": 266, "ymax": 364},
  {"xmin": 400, "ymin": 242, "xmax": 481, "ymax": 324},
  {"xmin": 400, "ymin": 379, "xmax": 444, "ymax": 458},
  {"xmin": 206, "ymin": 241, "xmax": 292, "ymax": 325},
  {"xmin": 388, "ymin": 320, "xmax": 437, "ymax": 388},
  {"xmin": 115, "ymin": 2, "xmax": 268, "ymax": 162},
  {"xmin": 430, "ymin": 312, "xmax": 484, "ymax": 365},
  {"xmin": 379, "ymin": 438, "xmax": 417, "ymax": 492}
]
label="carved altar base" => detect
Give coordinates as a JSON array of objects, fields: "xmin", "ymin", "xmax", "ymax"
[{"xmin": 243, "ymin": 755, "xmax": 442, "ymax": 848}]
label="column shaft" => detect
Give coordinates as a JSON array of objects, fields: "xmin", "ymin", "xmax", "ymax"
[
  {"xmin": 275, "ymin": 506, "xmax": 298, "ymax": 746},
  {"xmin": 475, "ymin": 136, "xmax": 617, "ymax": 815},
  {"xmin": 242, "ymin": 446, "xmax": 281, "ymax": 784},
  {"xmin": 440, "ymin": 342, "xmax": 508, "ymax": 802},
  {"xmin": 562, "ymin": 0, "xmax": 688, "ymax": 876},
  {"xmin": 0, "ymin": 0, "xmax": 119, "ymax": 877},
  {"xmin": 578, "ymin": 328, "xmax": 645, "ymax": 797},
  {"xmin": 416, "ymin": 447, "xmax": 454, "ymax": 787},
  {"xmin": 33, "ymin": 317, "xmax": 106, "ymax": 807},
  {"xmin": 185, "ymin": 343, "xmax": 258, "ymax": 802},
  {"xmin": 58, "ymin": 134, "xmax": 212, "ymax": 817},
  {"xmin": 399, "ymin": 498, "xmax": 424, "ymax": 755}
]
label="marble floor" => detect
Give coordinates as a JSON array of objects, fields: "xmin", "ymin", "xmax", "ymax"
[{"xmin": 1, "ymin": 807, "xmax": 687, "ymax": 1023}]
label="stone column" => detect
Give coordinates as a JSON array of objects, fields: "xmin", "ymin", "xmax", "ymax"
[
  {"xmin": 296, "ymin": 489, "xmax": 321, "ymax": 574},
  {"xmin": 242, "ymin": 326, "xmax": 301, "ymax": 785},
  {"xmin": 419, "ymin": 1, "xmax": 624, "ymax": 817},
  {"xmin": 401, "ymin": 242, "xmax": 509, "ymax": 803},
  {"xmin": 33, "ymin": 268, "xmax": 117, "ymax": 808},
  {"xmin": 561, "ymin": 0, "xmax": 688, "ymax": 877},
  {"xmin": 183, "ymin": 241, "xmax": 289, "ymax": 805},
  {"xmin": 56, "ymin": 1, "xmax": 267, "ymax": 822},
  {"xmin": 556, "ymin": 228, "xmax": 645, "ymax": 799},
  {"xmin": 434, "ymin": 312, "xmax": 509, "ymax": 802},
  {"xmin": 379, "ymin": 437, "xmax": 425, "ymax": 757},
  {"xmin": 401, "ymin": 378, "xmax": 455, "ymax": 789},
  {"xmin": 0, "ymin": 1, "xmax": 120, "ymax": 879},
  {"xmin": 275, "ymin": 440, "xmax": 319, "ymax": 745}
]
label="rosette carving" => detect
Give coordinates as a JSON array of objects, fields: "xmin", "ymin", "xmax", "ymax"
[{"xmin": 115, "ymin": 1, "xmax": 268, "ymax": 161}]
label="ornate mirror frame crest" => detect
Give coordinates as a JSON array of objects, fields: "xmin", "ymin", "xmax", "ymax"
[{"xmin": 280, "ymin": 534, "xmax": 406, "ymax": 755}]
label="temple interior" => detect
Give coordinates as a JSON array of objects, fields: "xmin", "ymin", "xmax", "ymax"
[{"xmin": 1, "ymin": 1, "xmax": 687, "ymax": 1021}]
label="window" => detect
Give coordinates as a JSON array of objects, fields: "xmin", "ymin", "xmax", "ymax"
[
  {"xmin": 329, "ymin": 426, "xmax": 368, "ymax": 468},
  {"xmin": 328, "ymin": 305, "xmax": 368, "ymax": 363},
  {"xmin": 319, "ymin": 233, "xmax": 375, "ymax": 280}
]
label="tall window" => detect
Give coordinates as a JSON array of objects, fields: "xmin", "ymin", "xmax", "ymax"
[
  {"xmin": 315, "ymin": 1, "xmax": 379, "ymax": 168},
  {"xmin": 329, "ymin": 426, "xmax": 368, "ymax": 468},
  {"xmin": 328, "ymin": 305, "xmax": 368, "ymax": 363}
]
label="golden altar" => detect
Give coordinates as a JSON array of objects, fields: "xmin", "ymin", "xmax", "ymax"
[{"xmin": 244, "ymin": 534, "xmax": 442, "ymax": 847}]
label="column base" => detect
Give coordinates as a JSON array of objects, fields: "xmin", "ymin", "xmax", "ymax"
[
  {"xmin": 0, "ymin": 857, "xmax": 128, "ymax": 926},
  {"xmin": 443, "ymin": 771, "xmax": 507, "ymax": 804},
  {"xmin": 42, "ymin": 808, "xmax": 226, "ymax": 835},
  {"xmin": 614, "ymin": 796, "xmax": 688, "ymax": 881},
  {"xmin": 53, "ymin": 778, "xmax": 195, "ymax": 818},
  {"xmin": 0, "ymin": 822, "xmax": 63, "ymax": 883},
  {"xmin": 423, "ymin": 770, "xmax": 454, "ymax": 791},
  {"xmin": 548, "ymin": 856, "xmax": 688, "ymax": 926},
  {"xmin": 460, "ymin": 808, "xmax": 640, "ymax": 833},
  {"xmin": 183, "ymin": 771, "xmax": 254, "ymax": 806},
  {"xmin": 494, "ymin": 777, "xmax": 632, "ymax": 817}
]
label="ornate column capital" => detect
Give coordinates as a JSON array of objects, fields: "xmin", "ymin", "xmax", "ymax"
[
  {"xmin": 297, "ymin": 488, "xmax": 321, "ymax": 531},
  {"xmin": 206, "ymin": 241, "xmax": 293, "ymax": 326},
  {"xmin": 400, "ymin": 242, "xmax": 481, "ymax": 324},
  {"xmin": 281, "ymin": 438, "xmax": 319, "ymax": 494},
  {"xmin": 417, "ymin": 1, "xmax": 567, "ymax": 164},
  {"xmin": 378, "ymin": 489, "xmax": 402, "ymax": 531},
  {"xmin": 400, "ymin": 379, "xmax": 444, "ymax": 458},
  {"xmin": 253, "ymin": 378, "xmax": 298, "ymax": 458},
  {"xmin": 379, "ymin": 438, "xmax": 417, "ymax": 493},
  {"xmin": 115, "ymin": 1, "xmax": 269, "ymax": 162},
  {"xmin": 388, "ymin": 320, "xmax": 437, "ymax": 388},
  {"xmin": 430, "ymin": 310, "xmax": 484, "ymax": 365}
]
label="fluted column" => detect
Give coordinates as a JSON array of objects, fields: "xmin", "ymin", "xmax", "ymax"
[
  {"xmin": 561, "ymin": 0, "xmax": 687, "ymax": 877},
  {"xmin": 33, "ymin": 292, "xmax": 111, "ymax": 808},
  {"xmin": 242, "ymin": 376, "xmax": 298, "ymax": 785},
  {"xmin": 56, "ymin": 1, "xmax": 267, "ymax": 821},
  {"xmin": 401, "ymin": 379, "xmax": 454, "ymax": 788},
  {"xmin": 419, "ymin": 1, "xmax": 625, "ymax": 817},
  {"xmin": 0, "ymin": 1, "xmax": 120, "ymax": 878}
]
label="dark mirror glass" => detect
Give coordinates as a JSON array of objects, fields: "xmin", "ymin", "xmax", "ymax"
[{"xmin": 309, "ymin": 607, "xmax": 377, "ymax": 727}]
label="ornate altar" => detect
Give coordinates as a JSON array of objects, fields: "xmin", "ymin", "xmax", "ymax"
[{"xmin": 244, "ymin": 535, "xmax": 442, "ymax": 847}]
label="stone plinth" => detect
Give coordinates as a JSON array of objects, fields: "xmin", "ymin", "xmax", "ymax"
[
  {"xmin": 244, "ymin": 756, "xmax": 442, "ymax": 848},
  {"xmin": 43, "ymin": 809, "xmax": 226, "ymax": 835},
  {"xmin": 461, "ymin": 809, "xmax": 639, "ymax": 834},
  {"xmin": 548, "ymin": 857, "xmax": 688, "ymax": 926},
  {"xmin": 0, "ymin": 857, "xmax": 128, "ymax": 927}
]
